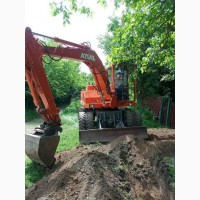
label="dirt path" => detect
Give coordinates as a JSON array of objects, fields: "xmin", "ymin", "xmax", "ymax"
[
  {"xmin": 25, "ymin": 118, "xmax": 42, "ymax": 134},
  {"xmin": 25, "ymin": 128, "xmax": 175, "ymax": 200}
]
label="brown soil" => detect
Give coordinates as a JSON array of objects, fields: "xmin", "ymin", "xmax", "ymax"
[{"xmin": 25, "ymin": 128, "xmax": 175, "ymax": 200}]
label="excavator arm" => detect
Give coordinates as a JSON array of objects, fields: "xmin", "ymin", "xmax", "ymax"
[
  {"xmin": 25, "ymin": 27, "xmax": 113, "ymax": 135},
  {"xmin": 26, "ymin": 28, "xmax": 62, "ymax": 136},
  {"xmin": 25, "ymin": 27, "xmax": 113, "ymax": 167}
]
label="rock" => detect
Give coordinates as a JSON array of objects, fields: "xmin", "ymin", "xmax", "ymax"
[{"xmin": 136, "ymin": 162, "xmax": 144, "ymax": 168}]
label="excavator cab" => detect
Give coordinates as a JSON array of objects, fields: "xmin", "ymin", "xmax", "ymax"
[{"xmin": 114, "ymin": 64, "xmax": 129, "ymax": 101}]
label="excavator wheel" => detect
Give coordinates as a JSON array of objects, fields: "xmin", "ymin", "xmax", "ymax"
[
  {"xmin": 125, "ymin": 109, "xmax": 134, "ymax": 127},
  {"xmin": 124, "ymin": 109, "xmax": 142, "ymax": 126},
  {"xmin": 85, "ymin": 112, "xmax": 95, "ymax": 129},
  {"xmin": 78, "ymin": 112, "xmax": 86, "ymax": 130},
  {"xmin": 132, "ymin": 110, "xmax": 143, "ymax": 126},
  {"xmin": 78, "ymin": 111, "xmax": 95, "ymax": 130}
]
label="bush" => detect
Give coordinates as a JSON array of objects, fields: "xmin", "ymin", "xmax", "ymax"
[
  {"xmin": 25, "ymin": 109, "xmax": 39, "ymax": 122},
  {"xmin": 63, "ymin": 98, "xmax": 81, "ymax": 114},
  {"xmin": 134, "ymin": 103, "xmax": 163, "ymax": 128}
]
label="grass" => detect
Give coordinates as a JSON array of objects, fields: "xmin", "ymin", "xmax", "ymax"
[
  {"xmin": 25, "ymin": 158, "xmax": 47, "ymax": 188},
  {"xmin": 56, "ymin": 113, "xmax": 79, "ymax": 152},
  {"xmin": 163, "ymin": 156, "xmax": 175, "ymax": 184},
  {"xmin": 25, "ymin": 103, "xmax": 80, "ymax": 188},
  {"xmin": 25, "ymin": 109, "xmax": 40, "ymax": 122},
  {"xmin": 134, "ymin": 103, "xmax": 164, "ymax": 128}
]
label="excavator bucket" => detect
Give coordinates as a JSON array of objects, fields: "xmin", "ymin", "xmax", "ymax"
[
  {"xmin": 79, "ymin": 126, "xmax": 148, "ymax": 144},
  {"xmin": 25, "ymin": 133, "xmax": 60, "ymax": 168}
]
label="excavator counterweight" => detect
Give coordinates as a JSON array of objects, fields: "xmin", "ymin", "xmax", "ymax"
[{"xmin": 25, "ymin": 27, "xmax": 148, "ymax": 167}]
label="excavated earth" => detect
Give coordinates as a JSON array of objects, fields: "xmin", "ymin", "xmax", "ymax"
[{"xmin": 25, "ymin": 128, "xmax": 175, "ymax": 200}]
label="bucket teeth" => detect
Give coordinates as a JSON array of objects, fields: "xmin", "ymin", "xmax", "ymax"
[{"xmin": 25, "ymin": 134, "xmax": 60, "ymax": 168}]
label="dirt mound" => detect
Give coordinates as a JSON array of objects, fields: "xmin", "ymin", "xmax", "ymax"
[{"xmin": 25, "ymin": 128, "xmax": 175, "ymax": 200}]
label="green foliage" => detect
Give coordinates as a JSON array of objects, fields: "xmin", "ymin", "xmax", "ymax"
[
  {"xmin": 63, "ymin": 97, "xmax": 81, "ymax": 113},
  {"xmin": 97, "ymin": 33, "xmax": 113, "ymax": 56},
  {"xmin": 49, "ymin": 0, "xmax": 175, "ymax": 99},
  {"xmin": 49, "ymin": 0, "xmax": 174, "ymax": 77},
  {"xmin": 105, "ymin": 0, "xmax": 175, "ymax": 71},
  {"xmin": 76, "ymin": 71, "xmax": 94, "ymax": 90},
  {"xmin": 43, "ymin": 59, "xmax": 81, "ymax": 99},
  {"xmin": 25, "ymin": 109, "xmax": 39, "ymax": 122},
  {"xmin": 57, "ymin": 112, "xmax": 79, "ymax": 152},
  {"xmin": 135, "ymin": 65, "xmax": 175, "ymax": 99},
  {"xmin": 135, "ymin": 103, "xmax": 163, "ymax": 128},
  {"xmin": 49, "ymin": 0, "xmax": 93, "ymax": 25},
  {"xmin": 162, "ymin": 156, "xmax": 175, "ymax": 186},
  {"xmin": 57, "ymin": 128, "xmax": 79, "ymax": 152},
  {"xmin": 97, "ymin": 0, "xmax": 175, "ymax": 99},
  {"xmin": 25, "ymin": 158, "xmax": 47, "ymax": 188}
]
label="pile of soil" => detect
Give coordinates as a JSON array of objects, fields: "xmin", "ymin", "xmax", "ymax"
[{"xmin": 25, "ymin": 128, "xmax": 175, "ymax": 200}]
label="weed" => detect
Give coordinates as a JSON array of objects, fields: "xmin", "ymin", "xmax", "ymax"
[
  {"xmin": 134, "ymin": 103, "xmax": 164, "ymax": 128},
  {"xmin": 114, "ymin": 163, "xmax": 128, "ymax": 178},
  {"xmin": 162, "ymin": 156, "xmax": 175, "ymax": 184},
  {"xmin": 25, "ymin": 157, "xmax": 47, "ymax": 188},
  {"xmin": 63, "ymin": 99, "xmax": 81, "ymax": 114}
]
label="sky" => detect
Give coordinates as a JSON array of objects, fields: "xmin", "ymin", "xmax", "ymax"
[{"xmin": 25, "ymin": 0, "xmax": 117, "ymax": 73}]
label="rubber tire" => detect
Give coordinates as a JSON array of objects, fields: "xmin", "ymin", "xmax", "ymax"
[
  {"xmin": 85, "ymin": 112, "xmax": 94, "ymax": 129},
  {"xmin": 78, "ymin": 112, "xmax": 86, "ymax": 130},
  {"xmin": 132, "ymin": 110, "xmax": 142, "ymax": 126},
  {"xmin": 124, "ymin": 109, "xmax": 142, "ymax": 127},
  {"xmin": 124, "ymin": 109, "xmax": 134, "ymax": 127}
]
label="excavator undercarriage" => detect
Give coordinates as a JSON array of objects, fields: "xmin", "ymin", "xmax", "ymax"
[{"xmin": 78, "ymin": 109, "xmax": 148, "ymax": 143}]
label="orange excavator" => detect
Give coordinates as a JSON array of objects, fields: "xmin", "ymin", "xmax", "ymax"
[{"xmin": 25, "ymin": 27, "xmax": 148, "ymax": 167}]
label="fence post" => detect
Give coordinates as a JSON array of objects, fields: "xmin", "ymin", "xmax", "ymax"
[
  {"xmin": 166, "ymin": 97, "xmax": 172, "ymax": 128},
  {"xmin": 159, "ymin": 96, "xmax": 166, "ymax": 124}
]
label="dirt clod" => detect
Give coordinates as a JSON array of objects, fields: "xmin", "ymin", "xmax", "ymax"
[{"xmin": 26, "ymin": 128, "xmax": 175, "ymax": 200}]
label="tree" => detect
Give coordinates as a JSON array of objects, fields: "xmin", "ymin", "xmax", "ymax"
[
  {"xmin": 49, "ymin": 0, "xmax": 175, "ymax": 99},
  {"xmin": 49, "ymin": 0, "xmax": 94, "ymax": 25},
  {"xmin": 97, "ymin": 0, "xmax": 175, "ymax": 99}
]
